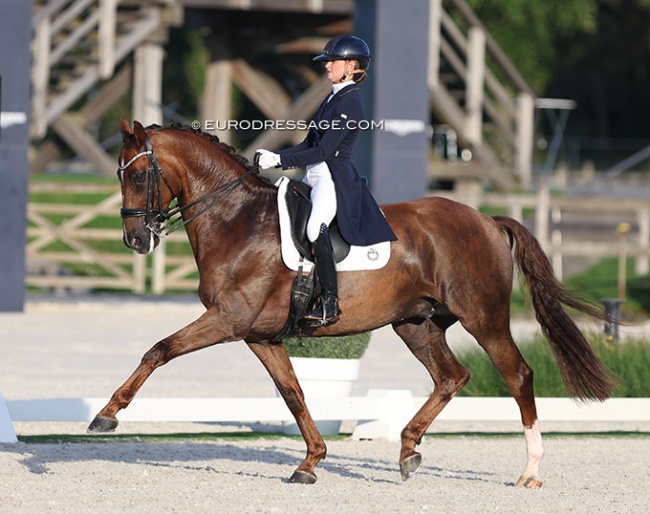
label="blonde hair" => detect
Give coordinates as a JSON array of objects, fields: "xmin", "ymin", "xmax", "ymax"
[{"xmin": 348, "ymin": 60, "xmax": 367, "ymax": 83}]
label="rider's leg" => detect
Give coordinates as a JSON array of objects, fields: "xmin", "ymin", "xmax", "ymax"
[
  {"xmin": 304, "ymin": 223, "xmax": 340, "ymax": 325},
  {"xmin": 303, "ymin": 162, "xmax": 339, "ymax": 325},
  {"xmin": 304, "ymin": 162, "xmax": 337, "ymax": 242}
]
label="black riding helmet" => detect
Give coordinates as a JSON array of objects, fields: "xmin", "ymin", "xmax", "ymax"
[{"xmin": 313, "ymin": 35, "xmax": 371, "ymax": 70}]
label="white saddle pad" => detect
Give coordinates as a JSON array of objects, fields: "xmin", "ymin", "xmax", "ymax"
[{"xmin": 275, "ymin": 176, "xmax": 391, "ymax": 272}]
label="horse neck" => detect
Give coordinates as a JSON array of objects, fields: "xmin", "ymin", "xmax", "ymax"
[{"xmin": 166, "ymin": 136, "xmax": 278, "ymax": 254}]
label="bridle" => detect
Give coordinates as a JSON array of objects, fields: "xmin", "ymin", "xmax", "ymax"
[{"xmin": 118, "ymin": 133, "xmax": 259, "ymax": 238}]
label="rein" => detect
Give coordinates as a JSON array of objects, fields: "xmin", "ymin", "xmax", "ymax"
[{"xmin": 119, "ymin": 134, "xmax": 260, "ymax": 238}]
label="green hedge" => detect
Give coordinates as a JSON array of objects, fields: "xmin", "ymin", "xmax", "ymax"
[
  {"xmin": 283, "ymin": 332, "xmax": 371, "ymax": 359},
  {"xmin": 457, "ymin": 334, "xmax": 650, "ymax": 397}
]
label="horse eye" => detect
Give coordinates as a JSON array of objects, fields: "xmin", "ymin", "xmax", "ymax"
[{"xmin": 130, "ymin": 170, "xmax": 147, "ymax": 186}]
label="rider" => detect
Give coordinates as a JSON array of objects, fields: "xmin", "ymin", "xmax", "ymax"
[{"xmin": 255, "ymin": 35, "xmax": 397, "ymax": 326}]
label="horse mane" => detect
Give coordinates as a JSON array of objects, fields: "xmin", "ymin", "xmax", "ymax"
[{"xmin": 146, "ymin": 122, "xmax": 277, "ymax": 188}]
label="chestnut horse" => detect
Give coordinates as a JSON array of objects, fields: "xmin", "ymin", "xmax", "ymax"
[{"xmin": 88, "ymin": 119, "xmax": 614, "ymax": 487}]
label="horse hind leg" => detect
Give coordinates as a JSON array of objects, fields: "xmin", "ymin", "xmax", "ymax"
[
  {"xmin": 392, "ymin": 317, "xmax": 470, "ymax": 481},
  {"xmin": 464, "ymin": 318, "xmax": 544, "ymax": 488}
]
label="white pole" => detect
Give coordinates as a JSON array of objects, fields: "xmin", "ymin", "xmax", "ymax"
[{"xmin": 465, "ymin": 26, "xmax": 486, "ymax": 145}]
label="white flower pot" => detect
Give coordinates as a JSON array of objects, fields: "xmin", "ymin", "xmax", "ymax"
[{"xmin": 280, "ymin": 357, "xmax": 361, "ymax": 436}]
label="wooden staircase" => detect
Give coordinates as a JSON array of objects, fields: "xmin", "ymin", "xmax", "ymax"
[
  {"xmin": 30, "ymin": 0, "xmax": 535, "ymax": 190},
  {"xmin": 31, "ymin": 0, "xmax": 180, "ymax": 173},
  {"xmin": 429, "ymin": 0, "xmax": 536, "ymax": 190}
]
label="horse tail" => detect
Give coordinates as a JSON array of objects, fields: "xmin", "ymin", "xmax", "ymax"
[{"xmin": 493, "ymin": 215, "xmax": 615, "ymax": 401}]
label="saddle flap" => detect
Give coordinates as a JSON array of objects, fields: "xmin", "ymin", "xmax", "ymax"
[{"xmin": 284, "ymin": 179, "xmax": 350, "ymax": 262}]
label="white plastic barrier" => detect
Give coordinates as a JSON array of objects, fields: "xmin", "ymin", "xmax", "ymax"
[
  {"xmin": 2, "ymin": 392, "xmax": 648, "ymax": 443},
  {"xmin": 0, "ymin": 395, "xmax": 17, "ymax": 443}
]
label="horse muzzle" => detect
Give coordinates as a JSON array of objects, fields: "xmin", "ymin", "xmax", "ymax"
[{"xmin": 123, "ymin": 228, "xmax": 159, "ymax": 254}]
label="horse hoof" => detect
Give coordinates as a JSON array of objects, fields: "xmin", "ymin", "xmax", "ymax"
[
  {"xmin": 288, "ymin": 470, "xmax": 317, "ymax": 484},
  {"xmin": 400, "ymin": 453, "xmax": 422, "ymax": 481},
  {"xmin": 87, "ymin": 416, "xmax": 119, "ymax": 433},
  {"xmin": 516, "ymin": 475, "xmax": 543, "ymax": 489}
]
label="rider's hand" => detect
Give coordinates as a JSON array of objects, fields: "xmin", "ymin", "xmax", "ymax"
[{"xmin": 254, "ymin": 149, "xmax": 282, "ymax": 170}]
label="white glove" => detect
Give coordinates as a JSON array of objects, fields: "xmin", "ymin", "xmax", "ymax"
[{"xmin": 254, "ymin": 149, "xmax": 281, "ymax": 169}]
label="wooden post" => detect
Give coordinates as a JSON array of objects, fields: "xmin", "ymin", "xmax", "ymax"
[
  {"xmin": 98, "ymin": 0, "xmax": 117, "ymax": 79},
  {"xmin": 52, "ymin": 115, "xmax": 117, "ymax": 177},
  {"xmin": 535, "ymin": 183, "xmax": 550, "ymax": 252},
  {"xmin": 428, "ymin": 0, "xmax": 442, "ymax": 88},
  {"xmin": 31, "ymin": 17, "xmax": 51, "ymax": 138},
  {"xmin": 133, "ymin": 41, "xmax": 163, "ymax": 126},
  {"xmin": 465, "ymin": 26, "xmax": 485, "ymax": 145},
  {"xmin": 516, "ymin": 92, "xmax": 534, "ymax": 189},
  {"xmin": 508, "ymin": 204, "xmax": 523, "ymax": 223}
]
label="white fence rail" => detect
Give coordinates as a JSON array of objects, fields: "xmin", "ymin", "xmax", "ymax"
[{"xmin": 3, "ymin": 393, "xmax": 648, "ymax": 443}]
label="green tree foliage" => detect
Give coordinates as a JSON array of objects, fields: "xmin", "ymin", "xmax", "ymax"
[
  {"xmin": 468, "ymin": 0, "xmax": 650, "ymax": 138},
  {"xmin": 467, "ymin": 0, "xmax": 598, "ymax": 91},
  {"xmin": 545, "ymin": 0, "xmax": 650, "ymax": 137}
]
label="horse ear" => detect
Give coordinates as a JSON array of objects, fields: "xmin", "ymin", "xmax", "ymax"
[
  {"xmin": 119, "ymin": 117, "xmax": 132, "ymax": 144},
  {"xmin": 132, "ymin": 120, "xmax": 147, "ymax": 147}
]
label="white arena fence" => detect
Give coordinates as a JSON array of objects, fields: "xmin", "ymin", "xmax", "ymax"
[{"xmin": 2, "ymin": 390, "xmax": 648, "ymax": 443}]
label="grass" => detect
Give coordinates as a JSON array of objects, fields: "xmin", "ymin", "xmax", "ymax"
[
  {"xmin": 509, "ymin": 257, "xmax": 650, "ymax": 318},
  {"xmin": 457, "ymin": 334, "xmax": 650, "ymax": 397},
  {"xmin": 17, "ymin": 430, "xmax": 648, "ymax": 444},
  {"xmin": 18, "ymin": 431, "xmax": 346, "ymax": 444}
]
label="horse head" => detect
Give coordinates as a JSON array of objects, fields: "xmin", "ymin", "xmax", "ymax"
[{"xmin": 117, "ymin": 118, "xmax": 179, "ymax": 254}]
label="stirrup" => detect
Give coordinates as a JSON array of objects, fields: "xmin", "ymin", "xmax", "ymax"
[
  {"xmin": 305, "ymin": 311, "xmax": 341, "ymax": 327},
  {"xmin": 304, "ymin": 300, "xmax": 340, "ymax": 327}
]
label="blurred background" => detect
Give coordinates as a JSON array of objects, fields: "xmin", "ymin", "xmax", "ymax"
[{"xmin": 3, "ymin": 0, "xmax": 650, "ymax": 317}]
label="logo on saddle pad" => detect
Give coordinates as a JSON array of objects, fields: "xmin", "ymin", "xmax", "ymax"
[{"xmin": 276, "ymin": 176, "xmax": 391, "ymax": 272}]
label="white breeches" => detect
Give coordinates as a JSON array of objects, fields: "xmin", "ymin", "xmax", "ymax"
[{"xmin": 303, "ymin": 162, "xmax": 337, "ymax": 242}]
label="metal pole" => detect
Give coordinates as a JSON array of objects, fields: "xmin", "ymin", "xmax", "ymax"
[{"xmin": 602, "ymin": 222, "xmax": 630, "ymax": 340}]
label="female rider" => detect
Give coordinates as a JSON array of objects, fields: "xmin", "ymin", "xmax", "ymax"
[{"xmin": 255, "ymin": 35, "xmax": 397, "ymax": 326}]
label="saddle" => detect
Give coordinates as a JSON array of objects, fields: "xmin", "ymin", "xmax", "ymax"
[
  {"xmin": 272, "ymin": 180, "xmax": 350, "ymax": 342},
  {"xmin": 285, "ymin": 180, "xmax": 350, "ymax": 263}
]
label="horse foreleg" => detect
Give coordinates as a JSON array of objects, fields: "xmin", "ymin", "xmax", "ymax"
[
  {"xmin": 392, "ymin": 319, "xmax": 470, "ymax": 481},
  {"xmin": 246, "ymin": 341, "xmax": 327, "ymax": 484},
  {"xmin": 87, "ymin": 308, "xmax": 222, "ymax": 433}
]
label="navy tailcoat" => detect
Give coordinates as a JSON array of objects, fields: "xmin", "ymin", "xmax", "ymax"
[{"xmin": 277, "ymin": 84, "xmax": 397, "ymax": 246}]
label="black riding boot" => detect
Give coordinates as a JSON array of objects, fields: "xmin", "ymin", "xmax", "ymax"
[{"xmin": 304, "ymin": 224, "xmax": 340, "ymax": 326}]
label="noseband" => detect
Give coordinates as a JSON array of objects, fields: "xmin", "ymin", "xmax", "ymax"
[{"xmin": 118, "ymin": 133, "xmax": 259, "ymax": 238}]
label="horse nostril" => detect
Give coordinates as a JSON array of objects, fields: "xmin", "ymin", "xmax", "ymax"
[{"xmin": 130, "ymin": 235, "xmax": 142, "ymax": 249}]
